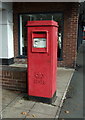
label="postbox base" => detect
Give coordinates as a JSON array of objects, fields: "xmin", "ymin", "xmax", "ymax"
[{"xmin": 28, "ymin": 92, "xmax": 57, "ymax": 104}]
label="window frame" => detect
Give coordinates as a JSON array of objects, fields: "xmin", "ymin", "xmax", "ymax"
[{"xmin": 18, "ymin": 12, "xmax": 64, "ymax": 60}]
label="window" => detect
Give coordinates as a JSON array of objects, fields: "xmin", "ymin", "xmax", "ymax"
[{"xmin": 19, "ymin": 13, "xmax": 64, "ymax": 59}]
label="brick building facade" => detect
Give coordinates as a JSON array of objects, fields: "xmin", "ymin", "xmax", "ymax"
[
  {"xmin": 13, "ymin": 2, "xmax": 79, "ymax": 67},
  {"xmin": 1, "ymin": 2, "xmax": 79, "ymax": 91}
]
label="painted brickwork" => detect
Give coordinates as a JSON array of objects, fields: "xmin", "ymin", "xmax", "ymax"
[{"xmin": 13, "ymin": 2, "xmax": 79, "ymax": 67}]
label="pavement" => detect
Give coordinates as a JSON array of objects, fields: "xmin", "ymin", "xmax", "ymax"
[
  {"xmin": 58, "ymin": 42, "xmax": 84, "ymax": 119},
  {"xmin": 0, "ymin": 67, "xmax": 74, "ymax": 119}
]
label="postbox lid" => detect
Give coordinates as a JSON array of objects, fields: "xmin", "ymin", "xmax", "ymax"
[{"xmin": 26, "ymin": 20, "xmax": 58, "ymax": 27}]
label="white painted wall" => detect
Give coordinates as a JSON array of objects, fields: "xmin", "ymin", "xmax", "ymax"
[
  {"xmin": 1, "ymin": 10, "xmax": 8, "ymax": 58},
  {"xmin": 8, "ymin": 23, "xmax": 14, "ymax": 58},
  {"xmin": 0, "ymin": 2, "xmax": 14, "ymax": 59},
  {"xmin": 0, "ymin": 2, "xmax": 2, "ymax": 59}
]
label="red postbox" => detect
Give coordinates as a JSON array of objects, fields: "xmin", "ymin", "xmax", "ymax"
[{"xmin": 27, "ymin": 20, "xmax": 58, "ymax": 103}]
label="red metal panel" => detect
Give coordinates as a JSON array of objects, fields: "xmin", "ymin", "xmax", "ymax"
[
  {"xmin": 26, "ymin": 20, "xmax": 58, "ymax": 27},
  {"xmin": 27, "ymin": 20, "xmax": 58, "ymax": 98}
]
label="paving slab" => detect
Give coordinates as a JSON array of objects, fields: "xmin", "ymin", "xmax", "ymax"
[
  {"xmin": 2, "ymin": 89, "xmax": 21, "ymax": 106},
  {"xmin": 25, "ymin": 111, "xmax": 56, "ymax": 118},
  {"xmin": 2, "ymin": 105, "xmax": 7, "ymax": 110},
  {"xmin": 2, "ymin": 107, "xmax": 27, "ymax": 118},
  {"xmin": 30, "ymin": 102, "xmax": 58, "ymax": 116},
  {"xmin": 57, "ymin": 68, "xmax": 74, "ymax": 93},
  {"xmin": 53, "ymin": 91, "xmax": 64, "ymax": 107},
  {"xmin": 8, "ymin": 98, "xmax": 35, "ymax": 110}
]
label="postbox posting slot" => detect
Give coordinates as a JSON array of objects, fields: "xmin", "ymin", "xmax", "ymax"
[{"xmin": 32, "ymin": 31, "xmax": 48, "ymax": 52}]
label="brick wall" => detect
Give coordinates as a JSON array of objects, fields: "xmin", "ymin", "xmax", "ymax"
[
  {"xmin": 1, "ymin": 66, "xmax": 27, "ymax": 92},
  {"xmin": 13, "ymin": 2, "xmax": 79, "ymax": 67}
]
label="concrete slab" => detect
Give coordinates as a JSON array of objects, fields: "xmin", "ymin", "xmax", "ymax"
[
  {"xmin": 25, "ymin": 111, "xmax": 55, "ymax": 118},
  {"xmin": 51, "ymin": 68, "xmax": 74, "ymax": 107},
  {"xmin": 2, "ymin": 105, "xmax": 7, "ymax": 110},
  {"xmin": 10, "ymin": 64, "xmax": 27, "ymax": 68},
  {"xmin": 2, "ymin": 107, "xmax": 27, "ymax": 118},
  {"xmin": 31, "ymin": 102, "xmax": 58, "ymax": 116},
  {"xmin": 57, "ymin": 68, "xmax": 74, "ymax": 93},
  {"xmin": 53, "ymin": 91, "xmax": 64, "ymax": 107},
  {"xmin": 8, "ymin": 98, "xmax": 35, "ymax": 110},
  {"xmin": 2, "ymin": 89, "xmax": 20, "ymax": 106}
]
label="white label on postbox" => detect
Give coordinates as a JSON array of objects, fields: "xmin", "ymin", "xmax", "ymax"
[{"xmin": 33, "ymin": 38, "xmax": 46, "ymax": 48}]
